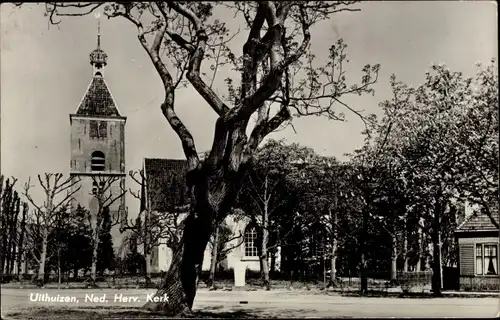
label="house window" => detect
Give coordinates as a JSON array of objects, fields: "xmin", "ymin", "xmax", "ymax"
[
  {"xmin": 244, "ymin": 226, "xmax": 258, "ymax": 257},
  {"xmin": 475, "ymin": 244, "xmax": 498, "ymax": 275},
  {"xmin": 91, "ymin": 151, "xmax": 105, "ymax": 171},
  {"xmin": 90, "ymin": 120, "xmax": 107, "ymax": 139}
]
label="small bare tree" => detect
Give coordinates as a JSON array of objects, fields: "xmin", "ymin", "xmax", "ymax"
[
  {"xmin": 84, "ymin": 175, "xmax": 127, "ymax": 283},
  {"xmin": 22, "ymin": 173, "xmax": 80, "ymax": 285},
  {"xmin": 123, "ymin": 170, "xmax": 189, "ymax": 285}
]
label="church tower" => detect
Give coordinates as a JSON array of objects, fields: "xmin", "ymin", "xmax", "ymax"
[{"xmin": 69, "ymin": 17, "xmax": 127, "ymax": 257}]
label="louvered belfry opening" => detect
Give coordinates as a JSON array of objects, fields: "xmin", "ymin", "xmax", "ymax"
[{"xmin": 91, "ymin": 151, "xmax": 105, "ymax": 172}]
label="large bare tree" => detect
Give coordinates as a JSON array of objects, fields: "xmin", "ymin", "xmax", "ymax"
[
  {"xmin": 35, "ymin": 1, "xmax": 379, "ymax": 315},
  {"xmin": 22, "ymin": 173, "xmax": 80, "ymax": 285}
]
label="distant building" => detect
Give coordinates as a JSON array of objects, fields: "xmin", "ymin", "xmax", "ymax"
[
  {"xmin": 139, "ymin": 158, "xmax": 277, "ymax": 274},
  {"xmin": 455, "ymin": 205, "xmax": 499, "ymax": 291},
  {"xmin": 69, "ymin": 21, "xmax": 128, "ymax": 257}
]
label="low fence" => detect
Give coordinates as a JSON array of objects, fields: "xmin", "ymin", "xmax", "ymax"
[
  {"xmin": 1, "ymin": 270, "xmax": 434, "ymax": 292},
  {"xmin": 459, "ymin": 275, "xmax": 500, "ymax": 291},
  {"xmin": 1, "ymin": 272, "xmax": 167, "ymax": 288}
]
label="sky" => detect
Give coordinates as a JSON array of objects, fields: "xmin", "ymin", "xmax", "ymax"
[{"xmin": 1, "ymin": 1, "xmax": 497, "ymax": 214}]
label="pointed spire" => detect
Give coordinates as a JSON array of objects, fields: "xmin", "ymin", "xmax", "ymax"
[{"xmin": 97, "ymin": 13, "xmax": 101, "ymax": 50}]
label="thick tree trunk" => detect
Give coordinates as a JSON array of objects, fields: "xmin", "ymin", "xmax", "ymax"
[
  {"xmin": 260, "ymin": 176, "xmax": 271, "ymax": 291},
  {"xmin": 4, "ymin": 216, "xmax": 13, "ymax": 275},
  {"xmin": 260, "ymin": 224, "xmax": 270, "ymax": 290},
  {"xmin": 360, "ymin": 209, "xmax": 368, "ymax": 294},
  {"xmin": 431, "ymin": 231, "xmax": 443, "ymax": 296},
  {"xmin": 145, "ymin": 250, "xmax": 152, "ymax": 286},
  {"xmin": 391, "ymin": 234, "xmax": 398, "ymax": 280},
  {"xmin": 17, "ymin": 204, "xmax": 27, "ymax": 280},
  {"xmin": 144, "ymin": 210, "xmax": 152, "ymax": 286},
  {"xmin": 208, "ymin": 224, "xmax": 219, "ymax": 289},
  {"xmin": 57, "ymin": 248, "xmax": 61, "ymax": 289},
  {"xmin": 416, "ymin": 220, "xmax": 423, "ymax": 272},
  {"xmin": 403, "ymin": 234, "xmax": 409, "ymax": 272},
  {"xmin": 260, "ymin": 250, "xmax": 270, "ymax": 291},
  {"xmin": 270, "ymin": 251, "xmax": 276, "ymax": 275},
  {"xmin": 37, "ymin": 236, "xmax": 48, "ymax": 284},
  {"xmin": 91, "ymin": 234, "xmax": 99, "ymax": 283},
  {"xmin": 431, "ymin": 203, "xmax": 443, "ymax": 297},
  {"xmin": 9, "ymin": 201, "xmax": 20, "ymax": 275},
  {"xmin": 143, "ymin": 210, "xmax": 212, "ymax": 316},
  {"xmin": 330, "ymin": 207, "xmax": 338, "ymax": 285},
  {"xmin": 402, "ymin": 214, "xmax": 409, "ymax": 272}
]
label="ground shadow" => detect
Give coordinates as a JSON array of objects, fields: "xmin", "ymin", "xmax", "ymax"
[
  {"xmin": 3, "ymin": 306, "xmax": 263, "ymax": 320},
  {"xmin": 338, "ymin": 291, "xmax": 498, "ymax": 299},
  {"xmin": 339, "ymin": 291, "xmax": 434, "ymax": 299}
]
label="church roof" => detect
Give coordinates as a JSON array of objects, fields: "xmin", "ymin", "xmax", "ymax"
[
  {"xmin": 456, "ymin": 210, "xmax": 499, "ymax": 233},
  {"xmin": 75, "ymin": 76, "xmax": 121, "ymax": 117},
  {"xmin": 141, "ymin": 158, "xmax": 190, "ymax": 212}
]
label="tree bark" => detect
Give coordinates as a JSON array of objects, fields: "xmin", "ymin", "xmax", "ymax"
[
  {"xmin": 145, "ymin": 250, "xmax": 152, "ymax": 286},
  {"xmin": 260, "ymin": 176, "xmax": 271, "ymax": 291},
  {"xmin": 57, "ymin": 247, "xmax": 61, "ymax": 289},
  {"xmin": 330, "ymin": 207, "xmax": 338, "ymax": 284},
  {"xmin": 402, "ymin": 215, "xmax": 409, "ymax": 272},
  {"xmin": 360, "ymin": 209, "xmax": 368, "ymax": 294},
  {"xmin": 208, "ymin": 224, "xmax": 219, "ymax": 289},
  {"xmin": 431, "ymin": 201, "xmax": 443, "ymax": 297},
  {"xmin": 144, "ymin": 209, "xmax": 152, "ymax": 286},
  {"xmin": 17, "ymin": 203, "xmax": 27, "ymax": 279},
  {"xmin": 91, "ymin": 228, "xmax": 99, "ymax": 283},
  {"xmin": 431, "ymin": 231, "xmax": 443, "ymax": 296},
  {"xmin": 391, "ymin": 233, "xmax": 398, "ymax": 280},
  {"xmin": 7, "ymin": 197, "xmax": 19, "ymax": 275},
  {"xmin": 403, "ymin": 233, "xmax": 409, "ymax": 272},
  {"xmin": 143, "ymin": 209, "xmax": 212, "ymax": 315},
  {"xmin": 270, "ymin": 251, "xmax": 276, "ymax": 275},
  {"xmin": 416, "ymin": 219, "xmax": 423, "ymax": 272},
  {"xmin": 37, "ymin": 235, "xmax": 48, "ymax": 285}
]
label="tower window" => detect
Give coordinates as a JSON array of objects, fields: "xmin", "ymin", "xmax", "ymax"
[
  {"xmin": 99, "ymin": 121, "xmax": 107, "ymax": 139},
  {"xmin": 90, "ymin": 120, "xmax": 107, "ymax": 139},
  {"xmin": 91, "ymin": 151, "xmax": 105, "ymax": 171},
  {"xmin": 90, "ymin": 120, "xmax": 98, "ymax": 139}
]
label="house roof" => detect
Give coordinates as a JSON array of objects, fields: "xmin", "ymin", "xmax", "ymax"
[
  {"xmin": 456, "ymin": 210, "xmax": 499, "ymax": 232},
  {"xmin": 142, "ymin": 158, "xmax": 190, "ymax": 212},
  {"xmin": 75, "ymin": 76, "xmax": 121, "ymax": 117}
]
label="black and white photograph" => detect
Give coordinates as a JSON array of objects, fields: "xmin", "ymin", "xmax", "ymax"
[{"xmin": 0, "ymin": 1, "xmax": 498, "ymax": 319}]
